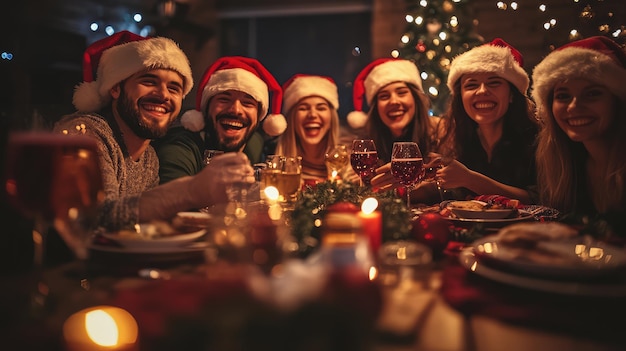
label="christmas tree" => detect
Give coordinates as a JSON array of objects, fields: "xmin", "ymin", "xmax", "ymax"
[{"xmin": 395, "ymin": 0, "xmax": 484, "ymax": 115}]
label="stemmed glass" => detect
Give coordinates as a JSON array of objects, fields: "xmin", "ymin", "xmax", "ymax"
[
  {"xmin": 350, "ymin": 139, "xmax": 378, "ymax": 187},
  {"xmin": 3, "ymin": 132, "xmax": 104, "ymax": 312},
  {"xmin": 390, "ymin": 142, "xmax": 424, "ymax": 208},
  {"xmin": 324, "ymin": 144, "xmax": 349, "ymax": 181}
]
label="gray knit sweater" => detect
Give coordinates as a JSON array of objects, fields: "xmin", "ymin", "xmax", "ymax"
[{"xmin": 53, "ymin": 111, "xmax": 159, "ymax": 231}]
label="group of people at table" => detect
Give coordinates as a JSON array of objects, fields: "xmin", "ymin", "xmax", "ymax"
[{"xmin": 6, "ymin": 30, "xmax": 626, "ymax": 265}]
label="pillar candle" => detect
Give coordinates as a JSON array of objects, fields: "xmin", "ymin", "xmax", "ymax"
[{"xmin": 358, "ymin": 198, "xmax": 382, "ymax": 256}]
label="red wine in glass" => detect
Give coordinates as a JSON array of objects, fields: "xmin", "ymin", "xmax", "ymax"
[
  {"xmin": 390, "ymin": 142, "xmax": 423, "ymax": 208},
  {"xmin": 350, "ymin": 151, "xmax": 378, "ymax": 186},
  {"xmin": 391, "ymin": 158, "xmax": 424, "ymax": 186},
  {"xmin": 4, "ymin": 132, "xmax": 104, "ymax": 262},
  {"xmin": 350, "ymin": 139, "xmax": 378, "ymax": 186}
]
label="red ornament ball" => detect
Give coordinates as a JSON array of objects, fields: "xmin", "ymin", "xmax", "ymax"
[{"xmin": 411, "ymin": 213, "xmax": 451, "ymax": 255}]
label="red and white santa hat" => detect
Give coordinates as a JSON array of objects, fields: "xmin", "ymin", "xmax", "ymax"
[
  {"xmin": 447, "ymin": 38, "xmax": 529, "ymax": 95},
  {"xmin": 282, "ymin": 74, "xmax": 339, "ymax": 113},
  {"xmin": 180, "ymin": 56, "xmax": 286, "ymax": 137},
  {"xmin": 347, "ymin": 58, "xmax": 423, "ymax": 129},
  {"xmin": 73, "ymin": 30, "xmax": 193, "ymax": 112},
  {"xmin": 532, "ymin": 36, "xmax": 626, "ymax": 118}
]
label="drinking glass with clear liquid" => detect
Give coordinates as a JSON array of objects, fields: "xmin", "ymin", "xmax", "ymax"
[
  {"xmin": 324, "ymin": 144, "xmax": 349, "ymax": 181},
  {"xmin": 260, "ymin": 155, "xmax": 302, "ymax": 205}
]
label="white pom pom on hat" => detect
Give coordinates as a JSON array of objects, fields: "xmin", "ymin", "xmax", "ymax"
[
  {"xmin": 531, "ymin": 35, "xmax": 626, "ymax": 119},
  {"xmin": 348, "ymin": 58, "xmax": 423, "ymax": 129},
  {"xmin": 72, "ymin": 30, "xmax": 193, "ymax": 112},
  {"xmin": 447, "ymin": 38, "xmax": 529, "ymax": 94},
  {"xmin": 180, "ymin": 56, "xmax": 286, "ymax": 137}
]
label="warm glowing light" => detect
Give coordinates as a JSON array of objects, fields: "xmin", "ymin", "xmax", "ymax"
[
  {"xmin": 550, "ymin": 18, "xmax": 557, "ymax": 26},
  {"xmin": 361, "ymin": 197, "xmax": 378, "ymax": 214},
  {"xmin": 539, "ymin": 4, "xmax": 546, "ymax": 12},
  {"xmin": 420, "ymin": 0, "xmax": 427, "ymax": 7},
  {"xmin": 497, "ymin": 2, "xmax": 506, "ymax": 10},
  {"xmin": 450, "ymin": 16, "xmax": 458, "ymax": 27},
  {"xmin": 415, "ymin": 16, "xmax": 423, "ymax": 25},
  {"xmin": 439, "ymin": 32, "xmax": 447, "ymax": 40},
  {"xmin": 63, "ymin": 306, "xmax": 138, "ymax": 351},
  {"xmin": 133, "ymin": 13, "xmax": 142, "ymax": 22},
  {"xmin": 391, "ymin": 50, "xmax": 400, "ymax": 58},
  {"xmin": 401, "ymin": 35, "xmax": 410, "ymax": 44},
  {"xmin": 421, "ymin": 71, "xmax": 428, "ymax": 80},
  {"xmin": 368, "ymin": 266, "xmax": 378, "ymax": 281},
  {"xmin": 428, "ymin": 86, "xmax": 439, "ymax": 96},
  {"xmin": 264, "ymin": 186, "xmax": 280, "ymax": 201},
  {"xmin": 544, "ymin": 22, "xmax": 551, "ymax": 30},
  {"xmin": 405, "ymin": 15, "xmax": 414, "ymax": 23},
  {"xmin": 86, "ymin": 310, "xmax": 119, "ymax": 346},
  {"xmin": 510, "ymin": 2, "xmax": 518, "ymax": 10},
  {"xmin": 90, "ymin": 22, "xmax": 99, "ymax": 31}
]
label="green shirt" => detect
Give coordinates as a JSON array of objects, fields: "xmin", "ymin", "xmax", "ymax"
[{"xmin": 153, "ymin": 125, "xmax": 267, "ymax": 184}]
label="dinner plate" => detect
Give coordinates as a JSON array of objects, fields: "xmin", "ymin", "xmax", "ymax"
[
  {"xmin": 447, "ymin": 200, "xmax": 516, "ymax": 219},
  {"xmin": 459, "ymin": 247, "xmax": 626, "ymax": 297},
  {"xmin": 472, "ymin": 236, "xmax": 626, "ymax": 279},
  {"xmin": 100, "ymin": 228, "xmax": 206, "ymax": 249},
  {"xmin": 446, "ymin": 210, "xmax": 533, "ymax": 226}
]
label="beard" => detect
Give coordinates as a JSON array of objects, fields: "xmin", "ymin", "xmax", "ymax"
[
  {"xmin": 207, "ymin": 113, "xmax": 258, "ymax": 152},
  {"xmin": 116, "ymin": 85, "xmax": 176, "ymax": 139}
]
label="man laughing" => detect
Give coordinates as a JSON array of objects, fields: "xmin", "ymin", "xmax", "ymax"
[{"xmin": 154, "ymin": 56, "xmax": 286, "ymax": 184}]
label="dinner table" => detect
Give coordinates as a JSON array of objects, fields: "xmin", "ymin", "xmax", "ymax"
[{"xmin": 2, "ymin": 228, "xmax": 625, "ymax": 351}]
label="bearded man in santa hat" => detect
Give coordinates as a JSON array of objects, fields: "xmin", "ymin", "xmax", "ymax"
[
  {"xmin": 153, "ymin": 56, "xmax": 286, "ymax": 184},
  {"xmin": 54, "ymin": 31, "xmax": 254, "ymax": 231}
]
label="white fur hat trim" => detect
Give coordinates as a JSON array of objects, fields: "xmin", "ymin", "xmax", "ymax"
[
  {"xmin": 73, "ymin": 37, "xmax": 193, "ymax": 112},
  {"xmin": 447, "ymin": 44, "xmax": 529, "ymax": 94},
  {"xmin": 282, "ymin": 76, "xmax": 339, "ymax": 114}
]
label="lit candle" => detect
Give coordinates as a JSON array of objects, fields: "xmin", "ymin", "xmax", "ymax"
[
  {"xmin": 358, "ymin": 197, "xmax": 382, "ymax": 256},
  {"xmin": 63, "ymin": 305, "xmax": 139, "ymax": 351}
]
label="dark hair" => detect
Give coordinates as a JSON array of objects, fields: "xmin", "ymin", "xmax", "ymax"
[{"xmin": 364, "ymin": 84, "xmax": 439, "ymax": 163}]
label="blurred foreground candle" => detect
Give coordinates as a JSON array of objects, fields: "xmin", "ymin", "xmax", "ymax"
[
  {"xmin": 358, "ymin": 198, "xmax": 382, "ymax": 256},
  {"xmin": 63, "ymin": 305, "xmax": 138, "ymax": 351}
]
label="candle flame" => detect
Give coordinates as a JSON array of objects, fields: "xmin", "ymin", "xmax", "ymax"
[
  {"xmin": 361, "ymin": 197, "xmax": 378, "ymax": 214},
  {"xmin": 85, "ymin": 309, "xmax": 119, "ymax": 346},
  {"xmin": 264, "ymin": 186, "xmax": 280, "ymax": 201}
]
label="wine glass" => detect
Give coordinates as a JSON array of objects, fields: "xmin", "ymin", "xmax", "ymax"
[
  {"xmin": 3, "ymin": 132, "xmax": 104, "ymax": 311},
  {"xmin": 390, "ymin": 142, "xmax": 424, "ymax": 208},
  {"xmin": 324, "ymin": 144, "xmax": 349, "ymax": 182},
  {"xmin": 350, "ymin": 139, "xmax": 378, "ymax": 187}
]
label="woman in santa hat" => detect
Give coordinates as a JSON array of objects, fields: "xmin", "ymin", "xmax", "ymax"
[
  {"xmin": 435, "ymin": 38, "xmax": 539, "ymax": 204},
  {"xmin": 275, "ymin": 74, "xmax": 356, "ymax": 185},
  {"xmin": 347, "ymin": 58, "xmax": 445, "ymax": 203},
  {"xmin": 532, "ymin": 36, "xmax": 626, "ymax": 235}
]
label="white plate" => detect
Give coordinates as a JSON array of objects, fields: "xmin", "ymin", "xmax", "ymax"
[
  {"xmin": 89, "ymin": 241, "xmax": 209, "ymax": 254},
  {"xmin": 459, "ymin": 247, "xmax": 626, "ymax": 297},
  {"xmin": 100, "ymin": 228, "xmax": 206, "ymax": 249},
  {"xmin": 472, "ymin": 236, "xmax": 626, "ymax": 278},
  {"xmin": 449, "ymin": 206, "xmax": 516, "ymax": 220},
  {"xmin": 447, "ymin": 210, "xmax": 533, "ymax": 224}
]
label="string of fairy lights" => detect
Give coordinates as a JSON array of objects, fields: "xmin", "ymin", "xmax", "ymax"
[{"xmin": 392, "ymin": 0, "xmax": 625, "ymax": 114}]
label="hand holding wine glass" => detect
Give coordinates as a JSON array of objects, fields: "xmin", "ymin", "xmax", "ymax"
[
  {"xmin": 390, "ymin": 142, "xmax": 424, "ymax": 208},
  {"xmin": 350, "ymin": 139, "xmax": 378, "ymax": 187}
]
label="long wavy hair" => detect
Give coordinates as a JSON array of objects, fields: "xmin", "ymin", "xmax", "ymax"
[
  {"xmin": 438, "ymin": 79, "xmax": 537, "ymax": 160},
  {"xmin": 536, "ymin": 94, "xmax": 626, "ymax": 213},
  {"xmin": 364, "ymin": 84, "xmax": 440, "ymax": 163},
  {"xmin": 275, "ymin": 99, "xmax": 340, "ymax": 159}
]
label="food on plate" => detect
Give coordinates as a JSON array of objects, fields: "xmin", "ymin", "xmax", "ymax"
[
  {"xmin": 497, "ymin": 222, "xmax": 578, "ymax": 248},
  {"xmin": 447, "ymin": 200, "xmax": 484, "ymax": 211},
  {"xmin": 172, "ymin": 211, "xmax": 211, "ymax": 230},
  {"xmin": 114, "ymin": 221, "xmax": 180, "ymax": 240},
  {"xmin": 494, "ymin": 222, "xmax": 580, "ymax": 265}
]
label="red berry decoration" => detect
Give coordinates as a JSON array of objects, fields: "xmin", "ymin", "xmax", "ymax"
[{"xmin": 411, "ymin": 213, "xmax": 452, "ymax": 256}]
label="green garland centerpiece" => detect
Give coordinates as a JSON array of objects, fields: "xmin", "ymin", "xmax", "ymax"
[{"xmin": 288, "ymin": 180, "xmax": 412, "ymax": 257}]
